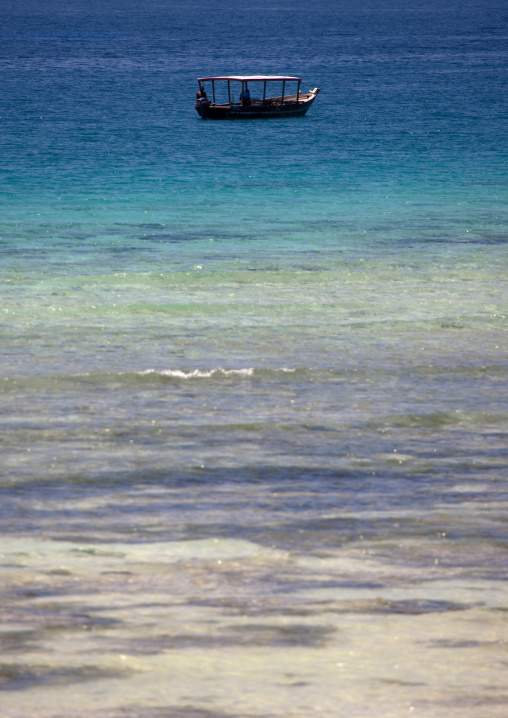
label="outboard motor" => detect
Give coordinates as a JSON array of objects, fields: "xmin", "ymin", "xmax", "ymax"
[{"xmin": 196, "ymin": 97, "xmax": 210, "ymax": 118}]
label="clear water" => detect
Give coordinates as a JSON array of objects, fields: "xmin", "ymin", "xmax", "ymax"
[{"xmin": 1, "ymin": 0, "xmax": 507, "ymax": 716}]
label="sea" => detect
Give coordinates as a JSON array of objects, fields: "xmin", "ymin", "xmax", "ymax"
[{"xmin": 0, "ymin": 0, "xmax": 507, "ymax": 716}]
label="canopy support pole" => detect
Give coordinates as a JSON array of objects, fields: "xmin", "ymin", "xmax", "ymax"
[
  {"xmin": 263, "ymin": 81, "xmax": 266, "ymax": 107},
  {"xmin": 296, "ymin": 80, "xmax": 300, "ymax": 103},
  {"xmin": 227, "ymin": 81, "xmax": 230, "ymax": 105},
  {"xmin": 281, "ymin": 80, "xmax": 285, "ymax": 105},
  {"xmin": 212, "ymin": 80, "xmax": 215, "ymax": 105}
]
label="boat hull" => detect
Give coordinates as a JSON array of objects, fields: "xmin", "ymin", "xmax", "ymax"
[{"xmin": 196, "ymin": 96, "xmax": 317, "ymax": 120}]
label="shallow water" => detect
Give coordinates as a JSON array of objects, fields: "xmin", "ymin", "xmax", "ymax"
[{"xmin": 1, "ymin": 0, "xmax": 507, "ymax": 716}]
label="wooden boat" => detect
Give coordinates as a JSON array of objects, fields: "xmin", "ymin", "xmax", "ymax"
[{"xmin": 195, "ymin": 75, "xmax": 320, "ymax": 120}]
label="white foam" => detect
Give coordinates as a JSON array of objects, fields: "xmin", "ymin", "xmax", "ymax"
[
  {"xmin": 138, "ymin": 367, "xmax": 256, "ymax": 379},
  {"xmin": 138, "ymin": 367, "xmax": 298, "ymax": 378}
]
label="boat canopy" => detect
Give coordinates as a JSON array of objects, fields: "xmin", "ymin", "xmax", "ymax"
[{"xmin": 198, "ymin": 75, "xmax": 301, "ymax": 82}]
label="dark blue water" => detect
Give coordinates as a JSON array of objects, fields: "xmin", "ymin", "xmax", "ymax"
[{"xmin": 1, "ymin": 1, "xmax": 507, "ymax": 716}]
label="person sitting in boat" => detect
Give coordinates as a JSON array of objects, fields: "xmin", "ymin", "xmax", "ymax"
[
  {"xmin": 240, "ymin": 85, "xmax": 251, "ymax": 106},
  {"xmin": 196, "ymin": 86, "xmax": 207, "ymax": 101}
]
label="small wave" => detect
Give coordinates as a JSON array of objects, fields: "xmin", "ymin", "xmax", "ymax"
[
  {"xmin": 138, "ymin": 367, "xmax": 257, "ymax": 379},
  {"xmin": 139, "ymin": 367, "xmax": 298, "ymax": 380},
  {"xmin": 0, "ymin": 367, "xmax": 301, "ymax": 392}
]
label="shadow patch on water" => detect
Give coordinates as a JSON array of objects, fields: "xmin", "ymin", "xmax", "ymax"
[
  {"xmin": 379, "ymin": 678, "xmax": 427, "ymax": 686},
  {"xmin": 98, "ymin": 623, "xmax": 335, "ymax": 655},
  {"xmin": 219, "ymin": 597, "xmax": 471, "ymax": 617},
  {"xmin": 325, "ymin": 598, "xmax": 469, "ymax": 615},
  {"xmin": 54, "ymin": 707, "xmax": 262, "ymax": 718},
  {"xmin": 0, "ymin": 663, "xmax": 133, "ymax": 691},
  {"xmin": 0, "ymin": 602, "xmax": 123, "ymax": 654},
  {"xmin": 428, "ymin": 638, "xmax": 506, "ymax": 648},
  {"xmin": 231, "ymin": 622, "xmax": 334, "ymax": 647},
  {"xmin": 0, "ymin": 630, "xmax": 42, "ymax": 654}
]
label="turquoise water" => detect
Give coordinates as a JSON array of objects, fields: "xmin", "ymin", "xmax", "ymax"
[{"xmin": 1, "ymin": 1, "xmax": 507, "ymax": 716}]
